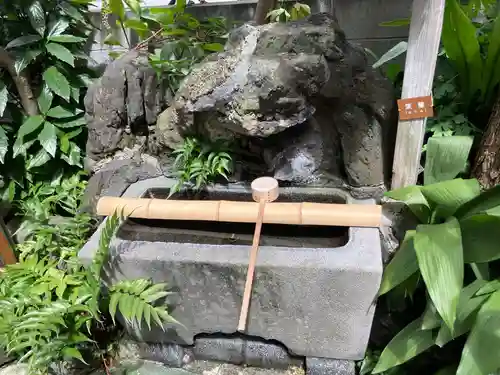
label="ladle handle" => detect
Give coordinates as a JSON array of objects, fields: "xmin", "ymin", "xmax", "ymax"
[{"xmin": 238, "ymin": 199, "xmax": 266, "ymax": 332}]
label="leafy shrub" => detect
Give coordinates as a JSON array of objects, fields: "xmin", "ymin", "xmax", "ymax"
[
  {"xmin": 370, "ymin": 135, "xmax": 500, "ymax": 375},
  {"xmin": 104, "ymin": 0, "xmax": 229, "ymax": 97},
  {"xmin": 0, "ymin": 0, "xmax": 96, "ymax": 201},
  {"xmin": 0, "ymin": 211, "xmax": 177, "ymax": 375},
  {"xmin": 267, "ymin": 2, "xmax": 311, "ymax": 23},
  {"xmin": 169, "ymin": 136, "xmax": 232, "ymax": 196}
]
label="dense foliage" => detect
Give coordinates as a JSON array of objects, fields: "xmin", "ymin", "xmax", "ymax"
[{"xmin": 0, "ymin": 0, "xmax": 96, "ymax": 202}]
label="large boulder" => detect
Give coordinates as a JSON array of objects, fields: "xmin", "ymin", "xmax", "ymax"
[{"xmin": 157, "ymin": 13, "xmax": 396, "ymax": 195}]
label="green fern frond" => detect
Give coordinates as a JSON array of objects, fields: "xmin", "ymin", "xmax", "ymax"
[{"xmin": 108, "ymin": 279, "xmax": 178, "ymax": 330}]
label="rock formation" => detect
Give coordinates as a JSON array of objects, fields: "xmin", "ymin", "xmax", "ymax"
[{"xmin": 84, "ymin": 13, "xmax": 396, "ymax": 201}]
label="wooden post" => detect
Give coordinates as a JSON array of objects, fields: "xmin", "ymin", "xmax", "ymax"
[
  {"xmin": 0, "ymin": 218, "xmax": 16, "ymax": 266},
  {"xmin": 391, "ymin": 0, "xmax": 445, "ymax": 189}
]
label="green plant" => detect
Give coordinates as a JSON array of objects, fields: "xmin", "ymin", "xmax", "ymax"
[
  {"xmin": 0, "ymin": 210, "xmax": 177, "ymax": 375},
  {"xmin": 370, "ymin": 136, "xmax": 500, "ymax": 375},
  {"xmin": 0, "ymin": 0, "xmax": 96, "ymax": 201},
  {"xmin": 266, "ymin": 2, "xmax": 311, "ymax": 23},
  {"xmin": 169, "ymin": 136, "xmax": 232, "ymax": 196},
  {"xmin": 104, "ymin": 0, "xmax": 229, "ymax": 97}
]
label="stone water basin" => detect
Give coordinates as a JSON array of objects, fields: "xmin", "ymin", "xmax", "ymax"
[{"xmin": 79, "ymin": 176, "xmax": 382, "ymax": 362}]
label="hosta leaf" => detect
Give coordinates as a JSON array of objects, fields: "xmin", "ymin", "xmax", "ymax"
[
  {"xmin": 48, "ymin": 34, "xmax": 87, "ymax": 43},
  {"xmin": 476, "ymin": 280, "xmax": 500, "ymax": 296},
  {"xmin": 37, "ymin": 122, "xmax": 57, "ymax": 157},
  {"xmin": 5, "ymin": 35, "xmax": 42, "ymax": 49},
  {"xmin": 461, "ymin": 214, "xmax": 500, "ymax": 263},
  {"xmin": 43, "ymin": 66, "xmax": 70, "ymax": 101},
  {"xmin": 0, "ymin": 126, "xmax": 8, "ymax": 164},
  {"xmin": 28, "ymin": 1, "xmax": 46, "ymax": 36},
  {"xmin": 18, "ymin": 115, "xmax": 44, "ymax": 138},
  {"xmin": 423, "ymin": 136, "xmax": 474, "ymax": 185},
  {"xmin": 436, "ymin": 279, "xmax": 489, "ymax": 347},
  {"xmin": 27, "ymin": 149, "xmax": 51, "ymax": 169},
  {"xmin": 0, "ymin": 81, "xmax": 7, "ymax": 117},
  {"xmin": 420, "ymin": 179, "xmax": 480, "ymax": 219},
  {"xmin": 38, "ymin": 84, "xmax": 53, "ymax": 114},
  {"xmin": 414, "ymin": 217, "xmax": 464, "ymax": 332},
  {"xmin": 385, "ymin": 186, "xmax": 430, "ymax": 223},
  {"xmin": 46, "ymin": 43, "xmax": 75, "ymax": 66},
  {"xmin": 47, "ymin": 19, "xmax": 69, "ymax": 37},
  {"xmin": 378, "ymin": 230, "xmax": 418, "ymax": 296},
  {"xmin": 455, "ymin": 184, "xmax": 500, "ymax": 220},
  {"xmin": 373, "ymin": 318, "xmax": 434, "ymax": 373},
  {"xmin": 457, "ymin": 290, "xmax": 500, "ymax": 375},
  {"xmin": 14, "ymin": 49, "xmax": 42, "ymax": 74},
  {"xmin": 421, "ymin": 299, "xmax": 442, "ymax": 330},
  {"xmin": 47, "ymin": 106, "xmax": 82, "ymax": 118}
]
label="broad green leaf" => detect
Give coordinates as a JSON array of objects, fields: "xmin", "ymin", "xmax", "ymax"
[
  {"xmin": 46, "ymin": 106, "xmax": 82, "ymax": 118},
  {"xmin": 123, "ymin": 18, "xmax": 149, "ymax": 32},
  {"xmin": 455, "ymin": 184, "xmax": 500, "ymax": 220},
  {"xmin": 372, "ymin": 318, "xmax": 434, "ymax": 373},
  {"xmin": 476, "ymin": 280, "xmax": 500, "ymax": 297},
  {"xmin": 461, "ymin": 214, "xmax": 500, "ymax": 263},
  {"xmin": 109, "ymin": 0, "xmax": 126, "ymax": 19},
  {"xmin": 372, "ymin": 41, "xmax": 407, "ymax": 69},
  {"xmin": 0, "ymin": 81, "xmax": 7, "ymax": 117},
  {"xmin": 18, "ymin": 115, "xmax": 44, "ymax": 138},
  {"xmin": 483, "ymin": 13, "xmax": 500, "ymax": 101},
  {"xmin": 47, "ymin": 19, "xmax": 69, "ymax": 37},
  {"xmin": 441, "ymin": 0, "xmax": 482, "ymax": 101},
  {"xmin": 13, "ymin": 138, "xmax": 35, "ymax": 158},
  {"xmin": 457, "ymin": 290, "xmax": 500, "ymax": 375},
  {"xmin": 5, "ymin": 35, "xmax": 42, "ymax": 49},
  {"xmin": 424, "ymin": 136, "xmax": 473, "ymax": 185},
  {"xmin": 61, "ymin": 142, "xmax": 82, "ymax": 166},
  {"xmin": 420, "ymin": 178, "xmax": 480, "ymax": 219},
  {"xmin": 62, "ymin": 347, "xmax": 87, "ymax": 364},
  {"xmin": 60, "ymin": 2, "xmax": 86, "ymax": 22},
  {"xmin": 421, "ymin": 299, "xmax": 442, "ymax": 330},
  {"xmin": 27, "ymin": 149, "xmax": 50, "ymax": 169},
  {"xmin": 379, "ymin": 230, "xmax": 418, "ymax": 295},
  {"xmin": 124, "ymin": 0, "xmax": 142, "ymax": 15},
  {"xmin": 37, "ymin": 122, "xmax": 57, "ymax": 157},
  {"xmin": 28, "ymin": 1, "xmax": 46, "ymax": 36},
  {"xmin": 48, "ymin": 34, "xmax": 87, "ymax": 43},
  {"xmin": 14, "ymin": 49, "xmax": 42, "ymax": 74},
  {"xmin": 0, "ymin": 126, "xmax": 8, "ymax": 164},
  {"xmin": 43, "ymin": 66, "xmax": 70, "ymax": 101},
  {"xmin": 46, "ymin": 43, "xmax": 75, "ymax": 66},
  {"xmin": 385, "ymin": 186, "xmax": 431, "ymax": 223},
  {"xmin": 37, "ymin": 84, "xmax": 53, "ymax": 114},
  {"xmin": 414, "ymin": 217, "xmax": 464, "ymax": 331},
  {"xmin": 435, "ymin": 279, "xmax": 489, "ymax": 347},
  {"xmin": 379, "ymin": 18, "xmax": 411, "ymax": 27}
]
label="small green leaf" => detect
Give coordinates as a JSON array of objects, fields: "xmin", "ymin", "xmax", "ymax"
[
  {"xmin": 424, "ymin": 136, "xmax": 473, "ymax": 185},
  {"xmin": 373, "ymin": 318, "xmax": 434, "ymax": 373},
  {"xmin": 372, "ymin": 41, "xmax": 407, "ymax": 69},
  {"xmin": 48, "ymin": 34, "xmax": 87, "ymax": 43},
  {"xmin": 28, "ymin": 1, "xmax": 46, "ymax": 36},
  {"xmin": 61, "ymin": 142, "xmax": 82, "ymax": 166},
  {"xmin": 385, "ymin": 186, "xmax": 431, "ymax": 223},
  {"xmin": 46, "ymin": 106, "xmax": 81, "ymax": 118},
  {"xmin": 14, "ymin": 49, "xmax": 42, "ymax": 74},
  {"xmin": 27, "ymin": 149, "xmax": 51, "ymax": 169},
  {"xmin": 123, "ymin": 18, "xmax": 148, "ymax": 31},
  {"xmin": 0, "ymin": 81, "xmax": 8, "ymax": 117},
  {"xmin": 124, "ymin": 0, "xmax": 141, "ymax": 14},
  {"xmin": 43, "ymin": 66, "xmax": 71, "ymax": 101},
  {"xmin": 38, "ymin": 122, "xmax": 57, "ymax": 157},
  {"xmin": 456, "ymin": 290, "xmax": 500, "ymax": 375},
  {"xmin": 109, "ymin": 292, "xmax": 120, "ymax": 324},
  {"xmin": 202, "ymin": 43, "xmax": 224, "ymax": 52},
  {"xmin": 414, "ymin": 217, "xmax": 464, "ymax": 332},
  {"xmin": 379, "ymin": 18, "xmax": 411, "ymax": 27},
  {"xmin": 62, "ymin": 347, "xmax": 87, "ymax": 364},
  {"xmin": 18, "ymin": 115, "xmax": 45, "ymax": 138},
  {"xmin": 0, "ymin": 126, "xmax": 8, "ymax": 164},
  {"xmin": 46, "ymin": 43, "xmax": 75, "ymax": 66},
  {"xmin": 5, "ymin": 35, "xmax": 42, "ymax": 49},
  {"xmin": 378, "ymin": 230, "xmax": 418, "ymax": 296},
  {"xmin": 47, "ymin": 19, "xmax": 69, "ymax": 37},
  {"xmin": 109, "ymin": 0, "xmax": 126, "ymax": 19},
  {"xmin": 38, "ymin": 84, "xmax": 53, "ymax": 114}
]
